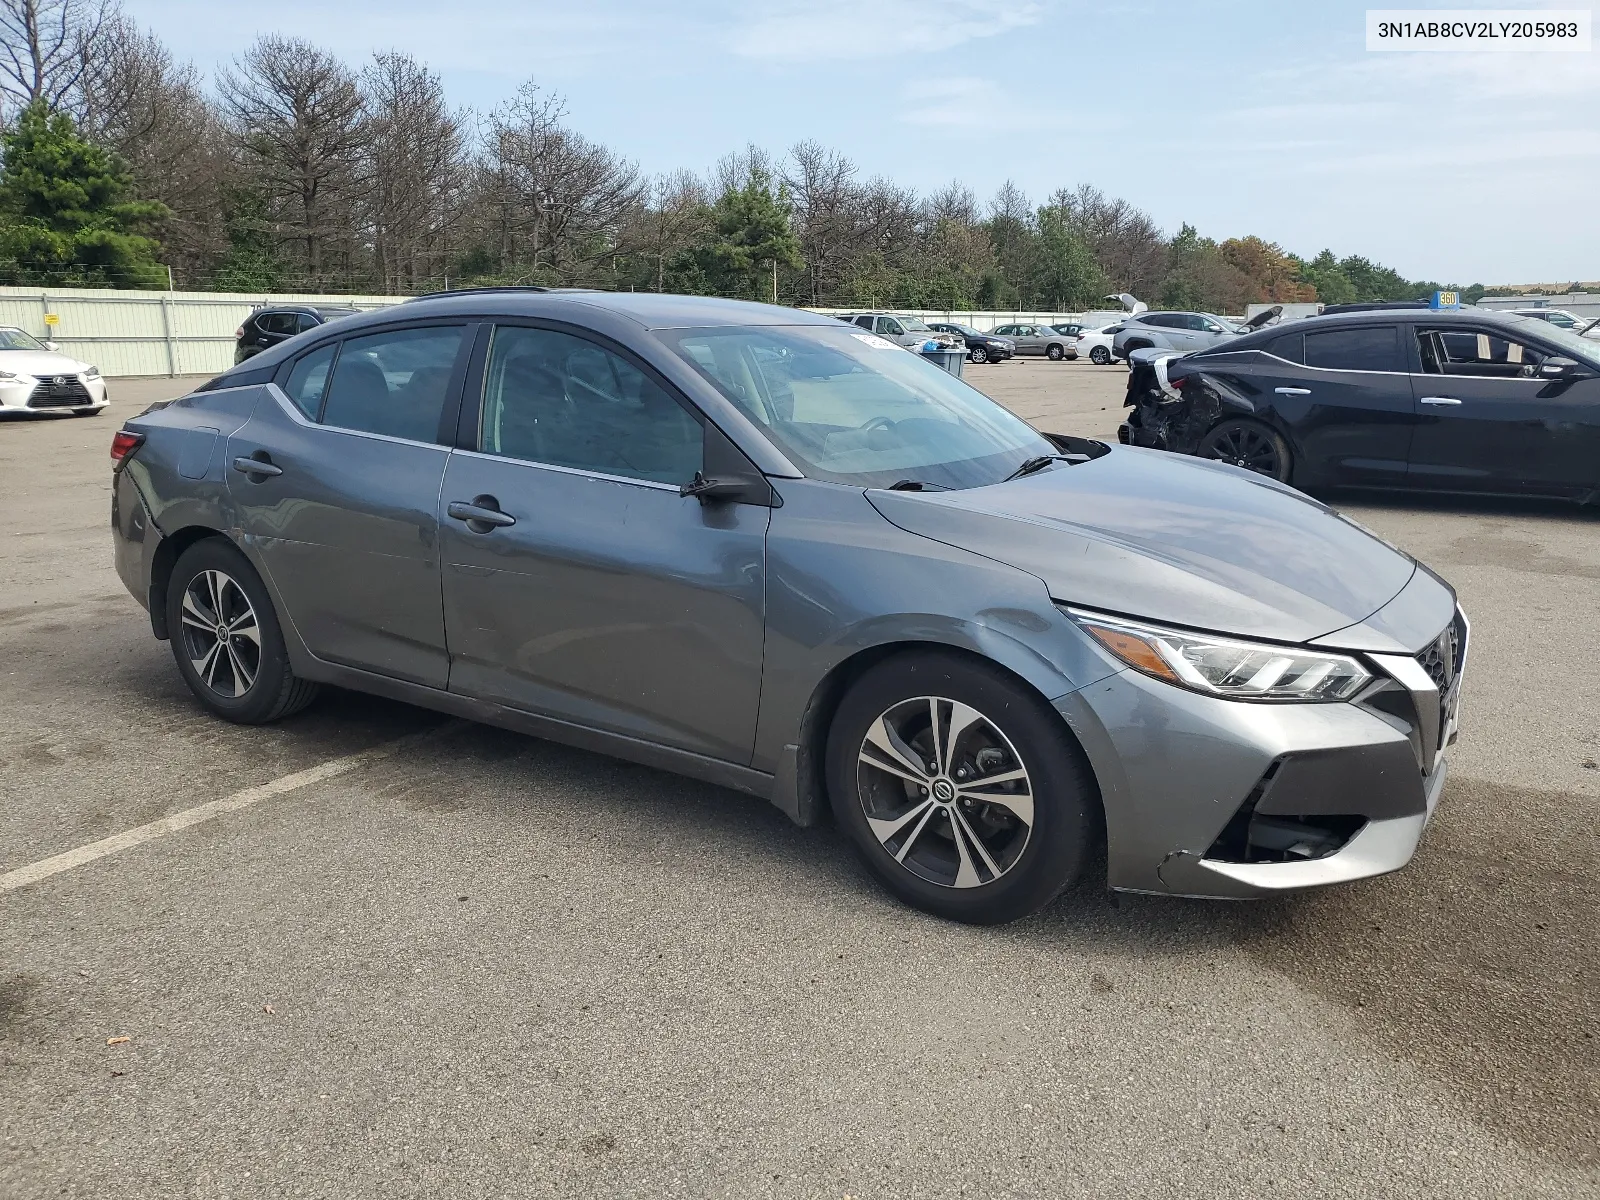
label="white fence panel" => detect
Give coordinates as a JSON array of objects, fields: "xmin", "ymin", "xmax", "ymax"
[
  {"xmin": 0, "ymin": 285, "xmax": 405, "ymax": 377},
  {"xmin": 0, "ymin": 286, "xmax": 1149, "ymax": 377}
]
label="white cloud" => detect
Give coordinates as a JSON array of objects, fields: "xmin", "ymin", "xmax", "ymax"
[
  {"xmin": 729, "ymin": 0, "xmax": 1045, "ymax": 61},
  {"xmin": 898, "ymin": 76, "xmax": 1010, "ymax": 129}
]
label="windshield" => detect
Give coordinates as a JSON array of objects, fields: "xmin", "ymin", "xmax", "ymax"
[
  {"xmin": 660, "ymin": 325, "xmax": 1055, "ymax": 489},
  {"xmin": 0, "ymin": 328, "xmax": 47, "ymax": 350},
  {"xmin": 1503, "ymin": 313, "xmax": 1600, "ymax": 362}
]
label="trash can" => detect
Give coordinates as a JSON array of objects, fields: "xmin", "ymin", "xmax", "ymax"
[{"xmin": 918, "ymin": 341, "xmax": 965, "ymax": 379}]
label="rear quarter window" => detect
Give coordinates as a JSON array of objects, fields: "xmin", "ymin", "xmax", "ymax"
[{"xmin": 1264, "ymin": 332, "xmax": 1304, "ymax": 363}]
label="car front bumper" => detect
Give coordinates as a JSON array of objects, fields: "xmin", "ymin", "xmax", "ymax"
[
  {"xmin": 1057, "ymin": 609, "xmax": 1467, "ymax": 898},
  {"xmin": 0, "ymin": 375, "xmax": 108, "ymax": 413}
]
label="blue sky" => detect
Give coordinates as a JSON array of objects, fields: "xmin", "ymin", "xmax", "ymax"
[{"xmin": 126, "ymin": 0, "xmax": 1598, "ymax": 285}]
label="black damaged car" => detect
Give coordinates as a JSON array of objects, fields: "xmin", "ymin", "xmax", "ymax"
[{"xmin": 1120, "ymin": 308, "xmax": 1600, "ymax": 501}]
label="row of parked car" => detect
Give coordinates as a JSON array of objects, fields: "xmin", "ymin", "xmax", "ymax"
[{"xmin": 836, "ymin": 312, "xmax": 1126, "ymax": 366}]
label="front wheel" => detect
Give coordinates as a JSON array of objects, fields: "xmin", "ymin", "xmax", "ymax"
[
  {"xmin": 1197, "ymin": 418, "xmax": 1293, "ymax": 482},
  {"xmin": 968, "ymin": 346, "xmax": 988, "ymax": 364},
  {"xmin": 1046, "ymin": 343, "xmax": 1065, "ymax": 361},
  {"xmin": 827, "ymin": 652, "xmax": 1098, "ymax": 924},
  {"xmin": 165, "ymin": 538, "xmax": 320, "ymax": 723},
  {"xmin": 1089, "ymin": 346, "xmax": 1111, "ymax": 365}
]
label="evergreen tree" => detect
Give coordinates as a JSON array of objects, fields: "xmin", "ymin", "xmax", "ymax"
[
  {"xmin": 699, "ymin": 163, "xmax": 803, "ymax": 302},
  {"xmin": 0, "ymin": 101, "xmax": 170, "ymax": 289}
]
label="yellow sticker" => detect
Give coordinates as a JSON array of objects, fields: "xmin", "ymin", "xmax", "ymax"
[
  {"xmin": 42, "ymin": 313, "xmax": 59, "ymax": 326},
  {"xmin": 1437, "ymin": 291, "xmax": 1458, "ymax": 307}
]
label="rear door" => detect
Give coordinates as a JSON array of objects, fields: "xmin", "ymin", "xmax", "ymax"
[
  {"xmin": 227, "ymin": 322, "xmax": 473, "ymax": 686},
  {"xmin": 1264, "ymin": 324, "xmax": 1416, "ymax": 485},
  {"xmin": 438, "ymin": 322, "xmax": 769, "ymax": 763},
  {"xmin": 1407, "ymin": 324, "xmax": 1600, "ymax": 495}
]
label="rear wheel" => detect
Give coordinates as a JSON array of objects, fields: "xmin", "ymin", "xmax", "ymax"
[
  {"xmin": 827, "ymin": 652, "xmax": 1097, "ymax": 924},
  {"xmin": 165, "ymin": 538, "xmax": 320, "ymax": 723},
  {"xmin": 969, "ymin": 346, "xmax": 988, "ymax": 364},
  {"xmin": 1089, "ymin": 346, "xmax": 1111, "ymax": 365},
  {"xmin": 1046, "ymin": 343, "xmax": 1065, "ymax": 361},
  {"xmin": 1198, "ymin": 418, "xmax": 1293, "ymax": 482}
]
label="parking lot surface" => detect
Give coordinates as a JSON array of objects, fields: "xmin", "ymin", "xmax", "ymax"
[{"xmin": 2, "ymin": 367, "xmax": 1597, "ymax": 1198}]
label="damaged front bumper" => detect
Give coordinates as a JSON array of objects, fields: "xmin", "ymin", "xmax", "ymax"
[{"xmin": 1056, "ymin": 608, "xmax": 1467, "ymax": 899}]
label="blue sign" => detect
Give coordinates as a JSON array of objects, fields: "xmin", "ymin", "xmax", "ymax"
[{"xmin": 1431, "ymin": 290, "xmax": 1461, "ymax": 310}]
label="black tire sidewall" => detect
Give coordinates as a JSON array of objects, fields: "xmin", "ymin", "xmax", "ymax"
[
  {"xmin": 826, "ymin": 652, "xmax": 1096, "ymax": 924},
  {"xmin": 1091, "ymin": 347, "xmax": 1110, "ymax": 365},
  {"xmin": 165, "ymin": 538, "xmax": 298, "ymax": 723},
  {"xmin": 1199, "ymin": 418, "xmax": 1293, "ymax": 483}
]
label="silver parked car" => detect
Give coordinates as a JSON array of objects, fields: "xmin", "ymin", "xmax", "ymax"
[
  {"xmin": 1114, "ymin": 308, "xmax": 1280, "ymax": 360},
  {"xmin": 839, "ymin": 312, "xmax": 960, "ymax": 350},
  {"xmin": 989, "ymin": 322, "xmax": 1076, "ymax": 360},
  {"xmin": 111, "ymin": 289, "xmax": 1465, "ymax": 924}
]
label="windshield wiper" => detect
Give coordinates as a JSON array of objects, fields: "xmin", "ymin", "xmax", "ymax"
[
  {"xmin": 1002, "ymin": 453, "xmax": 1087, "ymax": 482},
  {"xmin": 887, "ymin": 479, "xmax": 949, "ymax": 491}
]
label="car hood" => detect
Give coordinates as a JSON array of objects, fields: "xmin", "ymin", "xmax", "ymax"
[
  {"xmin": 867, "ymin": 445, "xmax": 1418, "ymax": 644},
  {"xmin": 0, "ymin": 350, "xmax": 92, "ymax": 376}
]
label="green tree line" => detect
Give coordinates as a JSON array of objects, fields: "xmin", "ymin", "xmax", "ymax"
[{"xmin": 0, "ymin": 0, "xmax": 1491, "ymax": 309}]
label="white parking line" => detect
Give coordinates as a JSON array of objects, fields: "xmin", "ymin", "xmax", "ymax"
[{"xmin": 0, "ymin": 722, "xmax": 461, "ymax": 894}]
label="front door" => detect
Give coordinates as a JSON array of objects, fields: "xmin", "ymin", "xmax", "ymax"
[
  {"xmin": 439, "ymin": 323, "xmax": 769, "ymax": 764},
  {"xmin": 226, "ymin": 322, "xmax": 471, "ymax": 687},
  {"xmin": 1407, "ymin": 325, "xmax": 1600, "ymax": 495}
]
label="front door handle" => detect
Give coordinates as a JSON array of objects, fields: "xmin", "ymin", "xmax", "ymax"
[
  {"xmin": 1419, "ymin": 396, "xmax": 1463, "ymax": 406},
  {"xmin": 447, "ymin": 497, "xmax": 516, "ymax": 532},
  {"xmin": 232, "ymin": 454, "xmax": 282, "ymax": 479},
  {"xmin": 1273, "ymin": 387, "xmax": 1311, "ymax": 396}
]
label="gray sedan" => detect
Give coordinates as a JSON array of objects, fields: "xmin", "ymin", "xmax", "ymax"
[
  {"xmin": 990, "ymin": 322, "xmax": 1076, "ymax": 360},
  {"xmin": 110, "ymin": 290, "xmax": 1465, "ymax": 924}
]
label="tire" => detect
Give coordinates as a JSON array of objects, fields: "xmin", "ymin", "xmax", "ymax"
[
  {"xmin": 969, "ymin": 346, "xmax": 988, "ymax": 364},
  {"xmin": 1089, "ymin": 346, "xmax": 1111, "ymax": 365},
  {"xmin": 826, "ymin": 651, "xmax": 1098, "ymax": 924},
  {"xmin": 1197, "ymin": 418, "xmax": 1293, "ymax": 483},
  {"xmin": 1046, "ymin": 343, "xmax": 1065, "ymax": 361},
  {"xmin": 165, "ymin": 538, "xmax": 320, "ymax": 724}
]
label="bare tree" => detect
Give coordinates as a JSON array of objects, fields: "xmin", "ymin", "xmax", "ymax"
[
  {"xmin": 361, "ymin": 51, "xmax": 462, "ymax": 292},
  {"xmin": 216, "ymin": 35, "xmax": 366, "ymax": 285},
  {"xmin": 1051, "ymin": 183, "xmax": 1167, "ymax": 296},
  {"xmin": 478, "ymin": 81, "xmax": 643, "ymax": 283},
  {"xmin": 0, "ymin": 0, "xmax": 109, "ymax": 118},
  {"xmin": 618, "ymin": 169, "xmax": 709, "ymax": 292}
]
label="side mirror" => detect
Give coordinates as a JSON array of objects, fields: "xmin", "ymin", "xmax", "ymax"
[
  {"xmin": 43, "ymin": 339, "xmax": 58, "ymax": 351},
  {"xmin": 1540, "ymin": 356, "xmax": 1595, "ymax": 381}
]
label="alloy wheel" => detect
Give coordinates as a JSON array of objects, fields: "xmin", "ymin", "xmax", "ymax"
[
  {"xmin": 970, "ymin": 346, "xmax": 988, "ymax": 364},
  {"xmin": 856, "ymin": 696, "xmax": 1034, "ymax": 889},
  {"xmin": 177, "ymin": 569, "xmax": 262, "ymax": 698},
  {"xmin": 1090, "ymin": 346, "xmax": 1110, "ymax": 365},
  {"xmin": 1203, "ymin": 425, "xmax": 1282, "ymax": 476}
]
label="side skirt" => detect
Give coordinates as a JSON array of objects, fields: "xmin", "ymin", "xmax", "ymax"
[{"xmin": 298, "ymin": 658, "xmax": 777, "ymax": 802}]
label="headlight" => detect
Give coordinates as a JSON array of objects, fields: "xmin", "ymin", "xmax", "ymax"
[
  {"xmin": 83, "ymin": 365, "xmax": 100, "ymax": 378},
  {"xmin": 0, "ymin": 370, "xmax": 16, "ymax": 380},
  {"xmin": 1063, "ymin": 607, "xmax": 1371, "ymax": 702}
]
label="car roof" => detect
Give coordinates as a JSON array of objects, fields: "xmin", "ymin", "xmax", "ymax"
[
  {"xmin": 1208, "ymin": 307, "xmax": 1549, "ymax": 354},
  {"xmin": 382, "ymin": 290, "xmax": 844, "ymax": 331}
]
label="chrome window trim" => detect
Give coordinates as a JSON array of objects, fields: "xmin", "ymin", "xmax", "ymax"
[{"xmin": 450, "ymin": 446, "xmax": 685, "ymax": 494}]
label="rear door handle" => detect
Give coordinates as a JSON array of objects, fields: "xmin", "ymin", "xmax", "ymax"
[
  {"xmin": 232, "ymin": 455, "xmax": 282, "ymax": 478},
  {"xmin": 447, "ymin": 498, "xmax": 516, "ymax": 531},
  {"xmin": 1273, "ymin": 387, "xmax": 1311, "ymax": 396},
  {"xmin": 1419, "ymin": 396, "xmax": 1462, "ymax": 406}
]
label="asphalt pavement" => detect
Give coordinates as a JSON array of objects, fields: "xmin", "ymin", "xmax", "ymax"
[{"xmin": 1, "ymin": 367, "xmax": 1595, "ymax": 1199}]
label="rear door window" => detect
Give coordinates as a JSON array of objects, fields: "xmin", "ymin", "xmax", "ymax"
[
  {"xmin": 319, "ymin": 325, "xmax": 465, "ymax": 442},
  {"xmin": 260, "ymin": 312, "xmax": 297, "ymax": 336},
  {"xmin": 283, "ymin": 342, "xmax": 337, "ymax": 419},
  {"xmin": 1304, "ymin": 325, "xmax": 1402, "ymax": 373}
]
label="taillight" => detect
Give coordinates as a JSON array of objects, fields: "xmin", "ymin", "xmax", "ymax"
[
  {"xmin": 234, "ymin": 326, "xmax": 245, "ymax": 338},
  {"xmin": 110, "ymin": 430, "xmax": 144, "ymax": 469},
  {"xmin": 1166, "ymin": 374, "xmax": 1190, "ymax": 389}
]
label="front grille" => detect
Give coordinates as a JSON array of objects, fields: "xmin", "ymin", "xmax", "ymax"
[
  {"xmin": 28, "ymin": 378, "xmax": 91, "ymax": 407},
  {"xmin": 1417, "ymin": 620, "xmax": 1460, "ymax": 693}
]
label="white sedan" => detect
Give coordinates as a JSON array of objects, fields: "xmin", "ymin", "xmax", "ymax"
[
  {"xmin": 1070, "ymin": 323, "xmax": 1123, "ymax": 366},
  {"xmin": 0, "ymin": 326, "xmax": 109, "ymax": 416}
]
